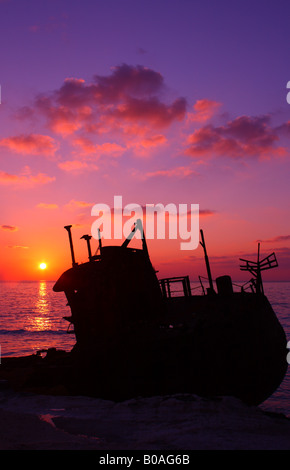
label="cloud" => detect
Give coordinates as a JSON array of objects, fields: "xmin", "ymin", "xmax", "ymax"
[
  {"xmin": 112, "ymin": 96, "xmax": 186, "ymax": 128},
  {"xmin": 1, "ymin": 225, "xmax": 18, "ymax": 231},
  {"xmin": 95, "ymin": 142, "xmax": 126, "ymax": 157},
  {"xmin": 276, "ymin": 121, "xmax": 290, "ymax": 135},
  {"xmin": 187, "ymin": 99, "xmax": 222, "ymax": 123},
  {"xmin": 256, "ymin": 235, "xmax": 290, "ymax": 244},
  {"xmin": 58, "ymin": 138, "xmax": 127, "ymax": 170},
  {"xmin": 65, "ymin": 199, "xmax": 94, "ymax": 210},
  {"xmin": 34, "ymin": 95, "xmax": 92, "ymax": 136},
  {"xmin": 139, "ymin": 135, "xmax": 167, "ymax": 148},
  {"xmin": 58, "ymin": 160, "xmax": 99, "ymax": 173},
  {"xmin": 0, "ymin": 167, "xmax": 55, "ymax": 187},
  {"xmin": 145, "ymin": 166, "xmax": 198, "ymax": 178},
  {"xmin": 199, "ymin": 209, "xmax": 217, "ymax": 217},
  {"xmin": 0, "ymin": 134, "xmax": 58, "ymax": 157},
  {"xmin": 37, "ymin": 203, "xmax": 59, "ymax": 209},
  {"xmin": 71, "ymin": 223, "xmax": 88, "ymax": 229},
  {"xmin": 7, "ymin": 245, "xmax": 29, "ymax": 249},
  {"xmin": 23, "ymin": 64, "xmax": 187, "ymax": 140},
  {"xmin": 186, "ymin": 115, "xmax": 286, "ymax": 160},
  {"xmin": 93, "ymin": 64, "xmax": 164, "ymax": 101},
  {"xmin": 274, "ymin": 247, "xmax": 290, "ymax": 257},
  {"xmin": 127, "ymin": 134, "xmax": 167, "ymax": 157},
  {"xmin": 71, "ymin": 136, "xmax": 98, "ymax": 155},
  {"xmin": 13, "ymin": 65, "xmax": 290, "ymax": 167},
  {"xmin": 72, "ymin": 138, "xmax": 126, "ymax": 158}
]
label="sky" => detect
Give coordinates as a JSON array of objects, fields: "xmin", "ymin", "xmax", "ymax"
[{"xmin": 0, "ymin": 0, "xmax": 290, "ymax": 283}]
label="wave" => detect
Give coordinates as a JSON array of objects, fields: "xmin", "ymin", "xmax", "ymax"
[{"xmin": 0, "ymin": 329, "xmax": 68, "ymax": 335}]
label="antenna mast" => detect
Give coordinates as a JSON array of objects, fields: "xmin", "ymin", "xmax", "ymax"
[
  {"xmin": 200, "ymin": 229, "xmax": 215, "ymax": 294},
  {"xmin": 239, "ymin": 244, "xmax": 278, "ymax": 294}
]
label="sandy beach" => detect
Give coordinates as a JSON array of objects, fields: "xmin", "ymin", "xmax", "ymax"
[{"xmin": 0, "ymin": 388, "xmax": 290, "ymax": 450}]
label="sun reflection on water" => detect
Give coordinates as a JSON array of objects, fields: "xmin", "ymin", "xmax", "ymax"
[
  {"xmin": 36, "ymin": 281, "xmax": 49, "ymax": 314},
  {"xmin": 25, "ymin": 281, "xmax": 53, "ymax": 331}
]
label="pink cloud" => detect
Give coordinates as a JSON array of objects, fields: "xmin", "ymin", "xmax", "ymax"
[
  {"xmin": 186, "ymin": 115, "xmax": 286, "ymax": 159},
  {"xmin": 127, "ymin": 134, "xmax": 167, "ymax": 157},
  {"xmin": 58, "ymin": 160, "xmax": 99, "ymax": 172},
  {"xmin": 72, "ymin": 136, "xmax": 98, "ymax": 155},
  {"xmin": 276, "ymin": 121, "xmax": 290, "ymax": 135},
  {"xmin": 35, "ymin": 97, "xmax": 92, "ymax": 136},
  {"xmin": 112, "ymin": 96, "xmax": 186, "ymax": 128},
  {"xmin": 187, "ymin": 99, "xmax": 222, "ymax": 123},
  {"xmin": 199, "ymin": 209, "xmax": 217, "ymax": 217},
  {"xmin": 140, "ymin": 134, "xmax": 167, "ymax": 148},
  {"xmin": 95, "ymin": 142, "xmax": 125, "ymax": 158},
  {"xmin": 69, "ymin": 139, "xmax": 126, "ymax": 167},
  {"xmin": 37, "ymin": 203, "xmax": 58, "ymax": 209},
  {"xmin": 0, "ymin": 225, "xmax": 18, "ymax": 231},
  {"xmin": 65, "ymin": 199, "xmax": 94, "ymax": 210},
  {"xmin": 145, "ymin": 166, "xmax": 198, "ymax": 178},
  {"xmin": 23, "ymin": 64, "xmax": 187, "ymax": 140},
  {"xmin": 0, "ymin": 134, "xmax": 58, "ymax": 157},
  {"xmin": 256, "ymin": 235, "xmax": 290, "ymax": 244},
  {"xmin": 0, "ymin": 167, "xmax": 55, "ymax": 187},
  {"xmin": 93, "ymin": 64, "xmax": 164, "ymax": 102},
  {"xmin": 7, "ymin": 245, "xmax": 29, "ymax": 249}
]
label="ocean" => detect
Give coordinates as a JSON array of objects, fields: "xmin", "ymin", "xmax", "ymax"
[
  {"xmin": 0, "ymin": 280, "xmax": 75, "ymax": 358},
  {"xmin": 0, "ymin": 280, "xmax": 289, "ymax": 450}
]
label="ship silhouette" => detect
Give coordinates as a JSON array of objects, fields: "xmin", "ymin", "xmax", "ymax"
[{"xmin": 49, "ymin": 220, "xmax": 287, "ymax": 405}]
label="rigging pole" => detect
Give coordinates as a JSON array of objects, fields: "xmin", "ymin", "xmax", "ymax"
[{"xmin": 200, "ymin": 229, "xmax": 215, "ymax": 294}]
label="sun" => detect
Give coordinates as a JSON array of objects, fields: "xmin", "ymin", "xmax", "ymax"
[{"xmin": 39, "ymin": 262, "xmax": 47, "ymax": 270}]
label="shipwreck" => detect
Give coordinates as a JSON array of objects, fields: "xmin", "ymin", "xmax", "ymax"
[
  {"xmin": 0, "ymin": 220, "xmax": 287, "ymax": 405},
  {"xmin": 49, "ymin": 220, "xmax": 287, "ymax": 405}
]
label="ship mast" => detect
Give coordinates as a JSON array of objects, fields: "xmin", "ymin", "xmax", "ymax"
[
  {"xmin": 239, "ymin": 244, "xmax": 278, "ymax": 294},
  {"xmin": 64, "ymin": 225, "xmax": 77, "ymax": 267},
  {"xmin": 199, "ymin": 229, "xmax": 215, "ymax": 294},
  {"xmin": 80, "ymin": 234, "xmax": 93, "ymax": 262},
  {"xmin": 121, "ymin": 219, "xmax": 149, "ymax": 256},
  {"xmin": 256, "ymin": 242, "xmax": 262, "ymax": 294}
]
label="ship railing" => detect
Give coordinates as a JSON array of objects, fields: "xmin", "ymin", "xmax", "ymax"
[
  {"xmin": 199, "ymin": 277, "xmax": 256, "ymax": 295},
  {"xmin": 159, "ymin": 275, "xmax": 255, "ymax": 299},
  {"xmin": 159, "ymin": 276, "xmax": 192, "ymax": 298},
  {"xmin": 232, "ymin": 279, "xmax": 256, "ymax": 293},
  {"xmin": 159, "ymin": 275, "xmax": 219, "ymax": 298}
]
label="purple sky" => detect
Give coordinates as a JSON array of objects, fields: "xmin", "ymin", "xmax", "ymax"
[{"xmin": 0, "ymin": 0, "xmax": 290, "ymax": 281}]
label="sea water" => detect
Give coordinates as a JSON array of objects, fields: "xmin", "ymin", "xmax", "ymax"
[
  {"xmin": 0, "ymin": 280, "xmax": 289, "ymax": 420},
  {"xmin": 0, "ymin": 280, "xmax": 75, "ymax": 357}
]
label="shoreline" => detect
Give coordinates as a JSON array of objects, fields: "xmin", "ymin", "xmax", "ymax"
[{"xmin": 0, "ymin": 387, "xmax": 290, "ymax": 450}]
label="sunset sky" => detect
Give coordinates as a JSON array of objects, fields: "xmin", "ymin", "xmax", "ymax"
[{"xmin": 1, "ymin": 0, "xmax": 290, "ymax": 282}]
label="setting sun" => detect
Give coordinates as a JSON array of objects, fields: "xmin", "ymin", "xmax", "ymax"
[{"xmin": 39, "ymin": 263, "xmax": 47, "ymax": 270}]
